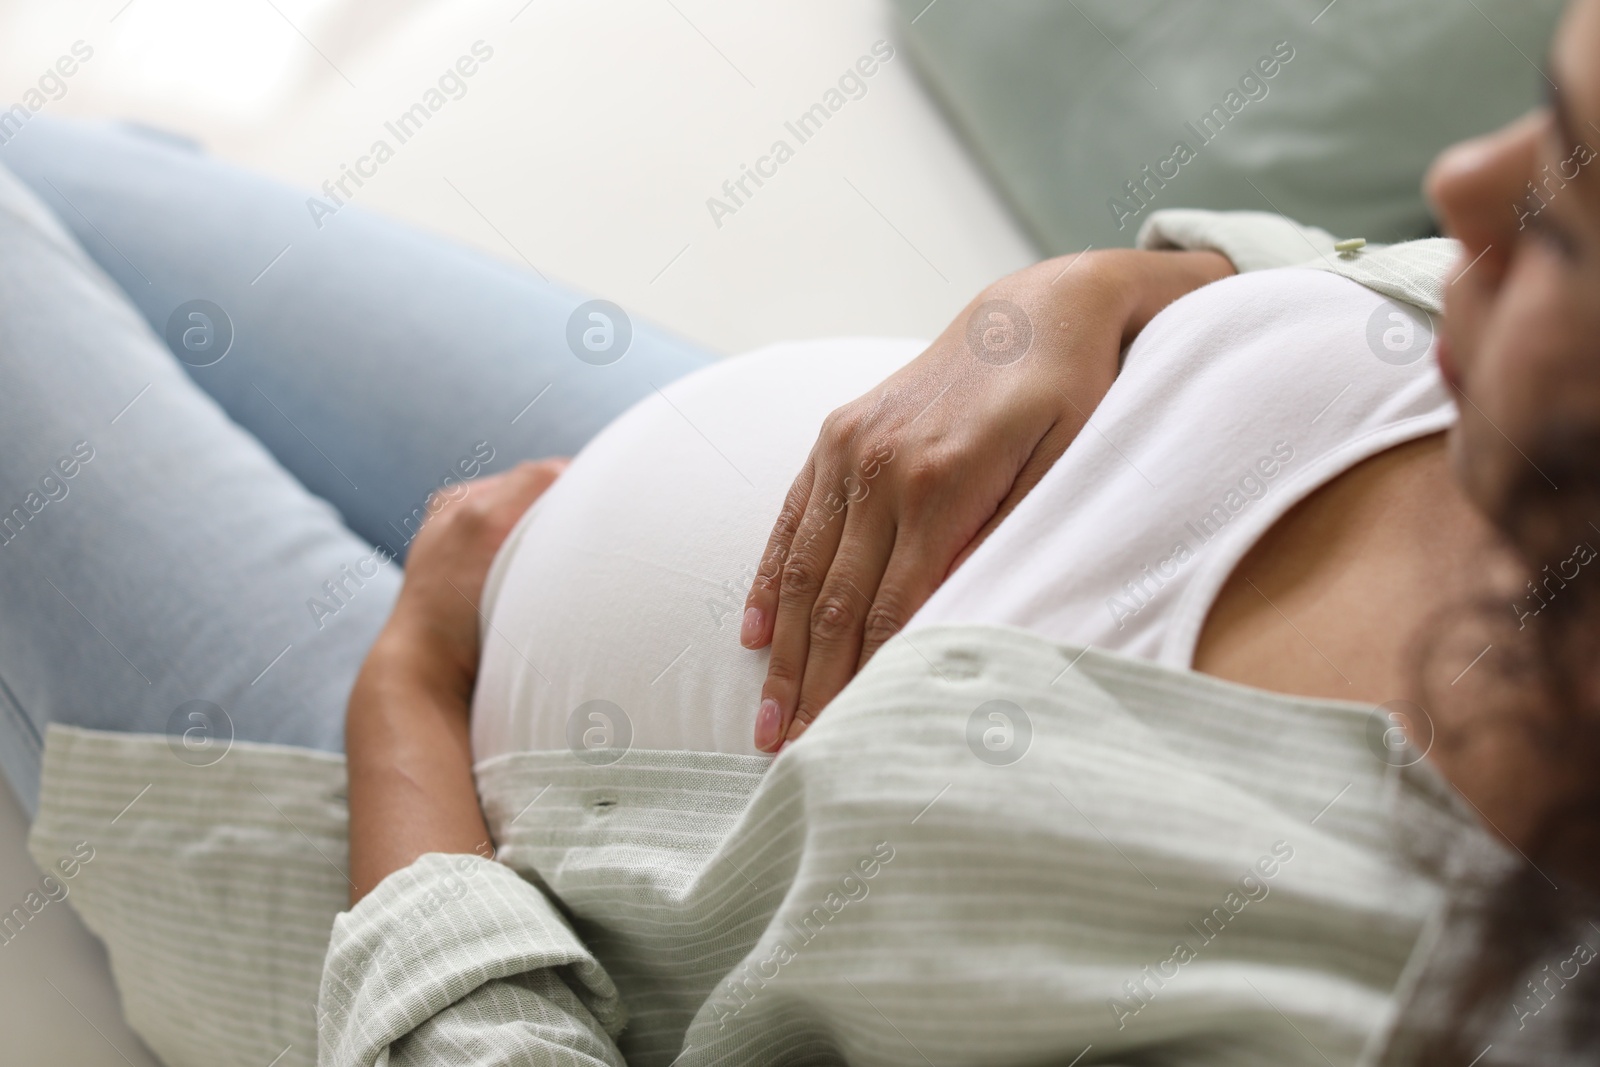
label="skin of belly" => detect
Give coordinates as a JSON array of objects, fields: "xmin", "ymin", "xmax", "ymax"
[{"xmin": 1191, "ymin": 433, "xmax": 1498, "ymax": 705}]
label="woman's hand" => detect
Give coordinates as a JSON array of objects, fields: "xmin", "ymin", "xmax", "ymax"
[
  {"xmin": 346, "ymin": 459, "xmax": 568, "ymax": 903},
  {"xmin": 378, "ymin": 459, "xmax": 570, "ymax": 699},
  {"xmin": 741, "ymin": 249, "xmax": 1235, "ymax": 752}
]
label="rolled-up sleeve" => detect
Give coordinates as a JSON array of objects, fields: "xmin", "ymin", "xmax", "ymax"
[
  {"xmin": 1136, "ymin": 207, "xmax": 1343, "ymax": 272},
  {"xmin": 1137, "ymin": 207, "xmax": 1460, "ymax": 314},
  {"xmin": 318, "ymin": 853, "xmax": 626, "ymax": 1067}
]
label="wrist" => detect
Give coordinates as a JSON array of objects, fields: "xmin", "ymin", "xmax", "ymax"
[
  {"xmin": 976, "ymin": 252, "xmax": 1137, "ymax": 390},
  {"xmin": 1101, "ymin": 248, "xmax": 1236, "ymax": 344},
  {"xmin": 1019, "ymin": 248, "xmax": 1235, "ymax": 348},
  {"xmin": 356, "ymin": 621, "xmax": 475, "ymax": 710}
]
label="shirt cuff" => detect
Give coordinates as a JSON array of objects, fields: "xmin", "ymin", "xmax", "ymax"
[
  {"xmin": 1136, "ymin": 207, "xmax": 1460, "ymax": 315},
  {"xmin": 1135, "ymin": 208, "xmax": 1343, "ymax": 273},
  {"xmin": 318, "ymin": 853, "xmax": 624, "ymax": 1066}
]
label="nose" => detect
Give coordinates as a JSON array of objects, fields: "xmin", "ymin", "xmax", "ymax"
[{"xmin": 1424, "ymin": 111, "xmax": 1544, "ymax": 290}]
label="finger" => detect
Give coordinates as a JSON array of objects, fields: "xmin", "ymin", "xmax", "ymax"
[
  {"xmin": 947, "ymin": 423, "xmax": 1073, "ymax": 575},
  {"xmin": 783, "ymin": 507, "xmax": 897, "ymax": 743},
  {"xmin": 854, "ymin": 526, "xmax": 946, "ymax": 671},
  {"xmin": 448, "ymin": 457, "xmax": 568, "ymax": 506},
  {"xmin": 474, "ymin": 458, "xmax": 565, "ymax": 505},
  {"xmin": 742, "ymin": 455, "xmax": 816, "ymax": 649},
  {"xmin": 502, "ymin": 457, "xmax": 569, "ymax": 503},
  {"xmin": 451, "ymin": 459, "xmax": 571, "ymax": 547},
  {"xmin": 755, "ymin": 462, "xmax": 851, "ymax": 751}
]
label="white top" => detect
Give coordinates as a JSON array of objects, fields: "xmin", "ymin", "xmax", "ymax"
[
  {"xmin": 910, "ymin": 266, "xmax": 1454, "ymax": 665},
  {"xmin": 472, "ymin": 265, "xmax": 1453, "ymax": 762}
]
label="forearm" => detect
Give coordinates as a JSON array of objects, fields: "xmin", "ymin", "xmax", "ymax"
[
  {"xmin": 341, "ymin": 462, "xmax": 569, "ymax": 903},
  {"xmin": 345, "ymin": 628, "xmax": 492, "ymax": 904},
  {"xmin": 1110, "ymin": 248, "xmax": 1238, "ymax": 343},
  {"xmin": 969, "ymin": 247, "xmax": 1237, "ymax": 427},
  {"xmin": 1019, "ymin": 247, "xmax": 1236, "ymax": 346}
]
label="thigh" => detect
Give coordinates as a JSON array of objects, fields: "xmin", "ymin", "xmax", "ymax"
[
  {"xmin": 0, "ymin": 118, "xmax": 715, "ymax": 557},
  {"xmin": 0, "ymin": 161, "xmax": 397, "ymax": 817}
]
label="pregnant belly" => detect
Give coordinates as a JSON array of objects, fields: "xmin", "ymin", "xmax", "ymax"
[
  {"xmin": 469, "ymin": 274, "xmax": 1475, "ymax": 764},
  {"xmin": 470, "ymin": 338, "xmax": 925, "ymax": 763}
]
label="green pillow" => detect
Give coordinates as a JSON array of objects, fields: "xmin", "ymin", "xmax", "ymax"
[{"xmin": 892, "ymin": 0, "xmax": 1562, "ymax": 252}]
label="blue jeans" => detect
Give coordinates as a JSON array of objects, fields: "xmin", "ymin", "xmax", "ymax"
[{"xmin": 0, "ymin": 118, "xmax": 713, "ymax": 816}]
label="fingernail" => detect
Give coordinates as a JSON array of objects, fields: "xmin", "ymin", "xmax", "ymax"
[
  {"xmin": 755, "ymin": 698, "xmax": 782, "ymax": 750},
  {"xmin": 740, "ymin": 606, "xmax": 763, "ymax": 647}
]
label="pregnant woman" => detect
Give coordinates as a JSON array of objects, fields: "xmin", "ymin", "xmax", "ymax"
[{"xmin": 6, "ymin": 4, "xmax": 1600, "ymax": 1063}]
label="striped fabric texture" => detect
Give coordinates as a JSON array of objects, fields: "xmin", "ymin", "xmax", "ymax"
[{"xmin": 29, "ymin": 624, "xmax": 1491, "ymax": 1066}]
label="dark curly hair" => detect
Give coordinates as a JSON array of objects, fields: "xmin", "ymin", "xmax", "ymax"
[{"xmin": 1392, "ymin": 419, "xmax": 1600, "ymax": 1065}]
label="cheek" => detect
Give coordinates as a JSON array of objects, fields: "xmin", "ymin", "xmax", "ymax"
[
  {"xmin": 1450, "ymin": 255, "xmax": 1574, "ymax": 510},
  {"xmin": 1479, "ymin": 266, "xmax": 1570, "ymax": 425}
]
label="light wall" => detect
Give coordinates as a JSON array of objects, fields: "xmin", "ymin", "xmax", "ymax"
[{"xmin": 0, "ymin": 0, "xmax": 1035, "ymax": 355}]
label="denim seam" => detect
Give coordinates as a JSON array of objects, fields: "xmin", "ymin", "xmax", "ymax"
[{"xmin": 0, "ymin": 670, "xmax": 42, "ymax": 759}]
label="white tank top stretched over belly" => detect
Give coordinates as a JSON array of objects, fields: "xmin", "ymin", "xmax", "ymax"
[{"xmin": 471, "ymin": 269, "xmax": 1453, "ymax": 762}]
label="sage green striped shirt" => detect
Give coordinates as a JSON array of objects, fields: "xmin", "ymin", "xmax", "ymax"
[{"xmin": 30, "ymin": 624, "xmax": 1486, "ymax": 1067}]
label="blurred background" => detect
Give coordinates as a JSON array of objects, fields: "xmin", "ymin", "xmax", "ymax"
[{"xmin": 0, "ymin": 0, "xmax": 1034, "ymax": 357}]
